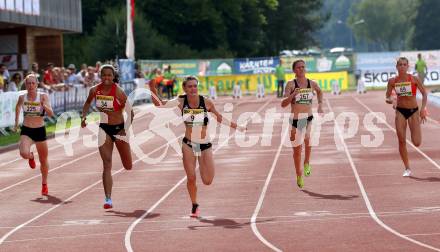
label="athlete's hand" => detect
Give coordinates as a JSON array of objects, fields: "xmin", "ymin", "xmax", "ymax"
[
  {"xmin": 81, "ymin": 117, "xmax": 87, "ymax": 128},
  {"xmin": 12, "ymin": 125, "xmax": 19, "ymax": 133},
  {"xmin": 291, "ymin": 88, "xmax": 300, "ymax": 97},
  {"xmin": 420, "ymin": 108, "xmax": 427, "ymax": 124},
  {"xmin": 385, "ymin": 97, "xmax": 393, "ymax": 104},
  {"xmin": 237, "ymin": 125, "xmax": 247, "ymax": 132}
]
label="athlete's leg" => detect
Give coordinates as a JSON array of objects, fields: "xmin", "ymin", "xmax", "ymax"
[
  {"xmin": 198, "ymin": 148, "xmax": 214, "ymax": 185},
  {"xmin": 19, "ymin": 135, "xmax": 33, "ymax": 159},
  {"xmin": 408, "ymin": 112, "xmax": 422, "ymax": 147},
  {"xmin": 290, "ymin": 127, "xmax": 303, "ymax": 177},
  {"xmin": 303, "ymin": 122, "xmax": 312, "ymax": 165},
  {"xmin": 35, "ymin": 140, "xmax": 49, "ymax": 185},
  {"xmin": 182, "ymin": 143, "xmax": 197, "ymax": 204},
  {"xmin": 115, "ymin": 130, "xmax": 133, "ymax": 170},
  {"xmin": 395, "ymin": 112, "xmax": 410, "ymax": 169},
  {"xmin": 99, "ymin": 134, "xmax": 114, "ymax": 199}
]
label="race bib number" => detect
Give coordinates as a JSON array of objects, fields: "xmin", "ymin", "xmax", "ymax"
[
  {"xmin": 23, "ymin": 101, "xmax": 42, "ymax": 117},
  {"xmin": 96, "ymin": 95, "xmax": 114, "ymax": 111},
  {"xmin": 183, "ymin": 108, "xmax": 205, "ymax": 126},
  {"xmin": 395, "ymin": 82, "xmax": 412, "ymax": 96},
  {"xmin": 295, "ymin": 88, "xmax": 313, "ymax": 105}
]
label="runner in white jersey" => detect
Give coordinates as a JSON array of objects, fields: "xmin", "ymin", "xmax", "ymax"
[
  {"xmin": 14, "ymin": 74, "xmax": 54, "ymax": 195},
  {"xmin": 281, "ymin": 60, "xmax": 323, "ymax": 188}
]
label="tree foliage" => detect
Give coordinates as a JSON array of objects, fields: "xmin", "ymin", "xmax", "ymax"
[
  {"xmin": 412, "ymin": 0, "xmax": 440, "ymax": 50},
  {"xmin": 315, "ymin": 0, "xmax": 360, "ymax": 49},
  {"xmin": 263, "ymin": 0, "xmax": 327, "ymax": 55},
  {"xmin": 348, "ymin": 0, "xmax": 417, "ymax": 51},
  {"xmin": 64, "ymin": 0, "xmax": 327, "ymax": 64}
]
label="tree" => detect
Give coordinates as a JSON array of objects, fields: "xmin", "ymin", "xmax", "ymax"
[
  {"xmin": 65, "ymin": 0, "xmax": 329, "ymax": 62},
  {"xmin": 262, "ymin": 0, "xmax": 327, "ymax": 55},
  {"xmin": 348, "ymin": 0, "xmax": 417, "ymax": 51},
  {"xmin": 315, "ymin": 0, "xmax": 360, "ymax": 49},
  {"xmin": 412, "ymin": 0, "xmax": 440, "ymax": 50},
  {"xmin": 89, "ymin": 7, "xmax": 198, "ymax": 62}
]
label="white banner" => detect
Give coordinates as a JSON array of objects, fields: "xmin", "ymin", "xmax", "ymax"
[
  {"xmin": 362, "ymin": 69, "xmax": 440, "ymax": 88},
  {"xmin": 0, "ymin": 91, "xmax": 24, "ymax": 128},
  {"xmin": 0, "ymin": 54, "xmax": 18, "ymax": 70},
  {"xmin": 400, "ymin": 50, "xmax": 440, "ymax": 72},
  {"xmin": 125, "ymin": 0, "xmax": 135, "ymax": 60}
]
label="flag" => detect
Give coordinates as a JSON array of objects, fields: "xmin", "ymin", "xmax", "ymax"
[{"xmin": 126, "ymin": 0, "xmax": 135, "ymax": 60}]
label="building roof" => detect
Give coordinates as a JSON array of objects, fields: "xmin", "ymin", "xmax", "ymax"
[{"xmin": 0, "ymin": 0, "xmax": 82, "ymax": 33}]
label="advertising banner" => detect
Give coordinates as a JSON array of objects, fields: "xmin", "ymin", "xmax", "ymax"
[
  {"xmin": 198, "ymin": 59, "xmax": 233, "ymax": 76},
  {"xmin": 356, "ymin": 51, "xmax": 440, "ymax": 87},
  {"xmin": 0, "ymin": 91, "xmax": 23, "ymax": 128},
  {"xmin": 281, "ymin": 55, "xmax": 353, "ymax": 73},
  {"xmin": 118, "ymin": 59, "xmax": 135, "ymax": 83},
  {"xmin": 138, "ymin": 60, "xmax": 161, "ymax": 78},
  {"xmin": 161, "ymin": 60, "xmax": 199, "ymax": 76},
  {"xmin": 233, "ymin": 57, "xmax": 280, "ymax": 74},
  {"xmin": 400, "ymin": 50, "xmax": 440, "ymax": 72},
  {"xmin": 172, "ymin": 71, "xmax": 348, "ymax": 95}
]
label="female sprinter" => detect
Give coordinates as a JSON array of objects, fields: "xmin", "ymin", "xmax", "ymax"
[
  {"xmin": 149, "ymin": 75, "xmax": 245, "ymax": 217},
  {"xmin": 14, "ymin": 74, "xmax": 54, "ymax": 195},
  {"xmin": 281, "ymin": 60, "xmax": 323, "ymax": 188},
  {"xmin": 81, "ymin": 65, "xmax": 133, "ymax": 209},
  {"xmin": 386, "ymin": 57, "xmax": 427, "ymax": 177}
]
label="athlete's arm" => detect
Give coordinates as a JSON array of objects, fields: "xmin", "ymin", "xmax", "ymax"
[
  {"xmin": 158, "ymin": 98, "xmax": 181, "ymax": 108},
  {"xmin": 81, "ymin": 86, "xmax": 96, "ymax": 127},
  {"xmin": 385, "ymin": 78, "xmax": 394, "ymax": 104},
  {"xmin": 148, "ymin": 79, "xmax": 163, "ymax": 106},
  {"xmin": 311, "ymin": 80, "xmax": 323, "ymax": 113},
  {"xmin": 206, "ymin": 98, "xmax": 245, "ymax": 131},
  {"xmin": 14, "ymin": 95, "xmax": 24, "ymax": 132},
  {"xmin": 281, "ymin": 81, "xmax": 298, "ymax": 108},
  {"xmin": 115, "ymin": 86, "xmax": 135, "ymax": 124},
  {"xmin": 41, "ymin": 93, "xmax": 54, "ymax": 117}
]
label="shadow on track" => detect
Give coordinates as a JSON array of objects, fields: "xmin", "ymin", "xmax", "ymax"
[{"xmin": 301, "ymin": 190, "xmax": 358, "ymax": 200}]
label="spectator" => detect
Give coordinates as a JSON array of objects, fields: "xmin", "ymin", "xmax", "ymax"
[
  {"xmin": 163, "ymin": 65, "xmax": 176, "ymax": 99},
  {"xmin": 7, "ymin": 73, "xmax": 21, "ymax": 92},
  {"xmin": 43, "ymin": 63, "xmax": 55, "ymax": 85},
  {"xmin": 76, "ymin": 63, "xmax": 87, "ymax": 84},
  {"xmin": 95, "ymin": 61, "xmax": 102, "ymax": 73},
  {"xmin": 134, "ymin": 63, "xmax": 144, "ymax": 79},
  {"xmin": 84, "ymin": 66, "xmax": 99, "ymax": 87},
  {"xmin": 275, "ymin": 60, "xmax": 286, "ymax": 98},
  {"xmin": 53, "ymin": 67, "xmax": 64, "ymax": 84},
  {"xmin": 0, "ymin": 64, "xmax": 6, "ymax": 92},
  {"xmin": 30, "ymin": 62, "xmax": 42, "ymax": 84},
  {"xmin": 415, "ymin": 53, "xmax": 427, "ymax": 85},
  {"xmin": 65, "ymin": 64, "xmax": 80, "ymax": 86}
]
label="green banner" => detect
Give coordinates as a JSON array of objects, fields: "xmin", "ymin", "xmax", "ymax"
[{"xmin": 281, "ymin": 54, "xmax": 353, "ymax": 72}]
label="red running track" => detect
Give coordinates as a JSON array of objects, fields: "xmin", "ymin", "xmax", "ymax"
[{"xmin": 0, "ymin": 92, "xmax": 439, "ymax": 252}]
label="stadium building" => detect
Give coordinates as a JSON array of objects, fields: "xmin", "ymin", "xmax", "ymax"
[{"xmin": 0, "ymin": 0, "xmax": 82, "ymax": 72}]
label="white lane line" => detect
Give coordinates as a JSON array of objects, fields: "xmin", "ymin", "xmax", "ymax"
[
  {"xmin": 249, "ymin": 127, "xmax": 287, "ymax": 252},
  {"xmin": 354, "ymin": 97, "xmax": 440, "ymax": 171},
  {"xmin": 0, "ymin": 151, "xmax": 97, "ymax": 193},
  {"xmin": 0, "ymin": 112, "xmax": 184, "ymax": 193},
  {"xmin": 327, "ymin": 98, "xmax": 440, "ymax": 251},
  {"xmin": 0, "ymin": 132, "xmax": 184, "ymax": 245},
  {"xmin": 427, "ymin": 116, "xmax": 439, "ymax": 125},
  {"xmin": 0, "ymin": 143, "xmax": 64, "ymax": 167},
  {"xmin": 124, "ymin": 98, "xmax": 274, "ymax": 252},
  {"xmin": 3, "ymin": 206, "xmax": 440, "ymax": 231},
  {"xmin": 0, "ymin": 104, "xmax": 156, "ymax": 167}
]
